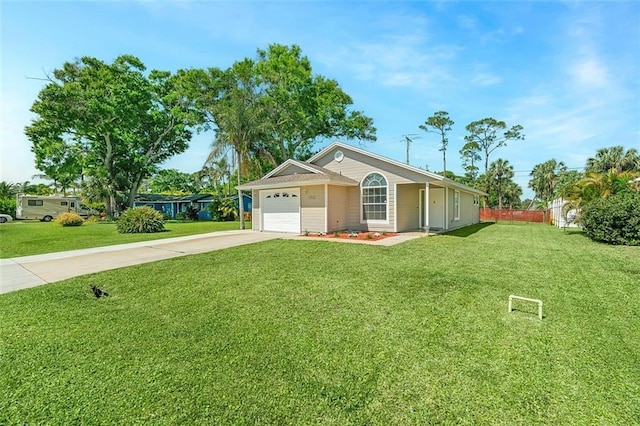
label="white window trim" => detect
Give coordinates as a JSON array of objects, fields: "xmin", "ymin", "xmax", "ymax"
[
  {"xmin": 360, "ymin": 171, "xmax": 389, "ymax": 224},
  {"xmin": 454, "ymin": 190, "xmax": 460, "ymax": 220}
]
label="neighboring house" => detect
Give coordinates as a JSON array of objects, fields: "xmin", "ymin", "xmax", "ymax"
[
  {"xmin": 237, "ymin": 141, "xmax": 486, "ymax": 233},
  {"xmin": 134, "ymin": 193, "xmax": 252, "ymax": 220}
]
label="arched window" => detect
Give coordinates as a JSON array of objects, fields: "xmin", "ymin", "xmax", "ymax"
[{"xmin": 362, "ymin": 172, "xmax": 387, "ymax": 221}]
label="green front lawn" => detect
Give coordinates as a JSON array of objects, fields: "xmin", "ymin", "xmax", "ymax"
[
  {"xmin": 1, "ymin": 223, "xmax": 638, "ymax": 424},
  {"xmin": 0, "ymin": 220, "xmax": 249, "ymax": 258}
]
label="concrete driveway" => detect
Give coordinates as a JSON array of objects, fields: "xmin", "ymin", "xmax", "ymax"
[{"xmin": 0, "ymin": 230, "xmax": 285, "ymax": 294}]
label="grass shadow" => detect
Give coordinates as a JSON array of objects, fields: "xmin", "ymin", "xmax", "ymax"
[{"xmin": 443, "ymin": 222, "xmax": 494, "ymax": 238}]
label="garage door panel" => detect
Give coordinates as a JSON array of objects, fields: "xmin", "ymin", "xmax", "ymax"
[{"xmin": 261, "ymin": 189, "xmax": 300, "ymax": 233}]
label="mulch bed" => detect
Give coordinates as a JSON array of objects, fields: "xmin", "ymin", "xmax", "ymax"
[{"xmin": 301, "ymin": 231, "xmax": 397, "ymax": 241}]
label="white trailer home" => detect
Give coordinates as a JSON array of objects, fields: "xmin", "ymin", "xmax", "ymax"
[{"xmin": 16, "ymin": 194, "xmax": 98, "ymax": 222}]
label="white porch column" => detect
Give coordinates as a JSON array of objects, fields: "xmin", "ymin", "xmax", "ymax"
[
  {"xmin": 324, "ymin": 184, "xmax": 329, "ymax": 233},
  {"xmin": 424, "ymin": 182, "xmax": 430, "ymax": 232},
  {"xmin": 445, "ymin": 187, "xmax": 449, "ymax": 230}
]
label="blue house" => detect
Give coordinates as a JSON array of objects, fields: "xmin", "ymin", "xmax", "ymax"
[{"xmin": 134, "ymin": 193, "xmax": 252, "ymax": 220}]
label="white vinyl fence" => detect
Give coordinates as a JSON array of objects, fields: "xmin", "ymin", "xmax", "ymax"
[{"xmin": 548, "ymin": 198, "xmax": 580, "ymax": 228}]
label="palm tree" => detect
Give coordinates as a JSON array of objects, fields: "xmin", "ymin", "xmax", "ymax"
[
  {"xmin": 204, "ymin": 59, "xmax": 273, "ymax": 229},
  {"xmin": 561, "ymin": 170, "xmax": 640, "ymax": 222},
  {"xmin": 0, "ymin": 181, "xmax": 18, "ymax": 199},
  {"xmin": 529, "ymin": 159, "xmax": 566, "ymax": 204},
  {"xmin": 586, "ymin": 146, "xmax": 640, "ymax": 173},
  {"xmin": 503, "ymin": 181, "xmax": 523, "ymax": 209},
  {"xmin": 488, "ymin": 159, "xmax": 514, "ymax": 210}
]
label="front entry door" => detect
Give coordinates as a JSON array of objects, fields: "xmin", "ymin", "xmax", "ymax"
[{"xmin": 428, "ymin": 188, "xmax": 445, "ymax": 229}]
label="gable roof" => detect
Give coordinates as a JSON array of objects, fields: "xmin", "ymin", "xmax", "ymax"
[
  {"xmin": 308, "ymin": 141, "xmax": 487, "ymax": 195},
  {"xmin": 237, "ymin": 158, "xmax": 359, "ymax": 190}
]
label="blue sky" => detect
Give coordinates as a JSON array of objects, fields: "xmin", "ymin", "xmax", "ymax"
[{"xmin": 1, "ymin": 1, "xmax": 639, "ymax": 198}]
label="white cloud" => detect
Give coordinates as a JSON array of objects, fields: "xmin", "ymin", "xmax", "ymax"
[
  {"xmin": 570, "ymin": 58, "xmax": 609, "ymax": 88},
  {"xmin": 471, "ymin": 73, "xmax": 502, "ymax": 87}
]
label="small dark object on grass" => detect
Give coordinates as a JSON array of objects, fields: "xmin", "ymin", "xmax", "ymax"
[{"xmin": 91, "ymin": 286, "xmax": 109, "ymax": 298}]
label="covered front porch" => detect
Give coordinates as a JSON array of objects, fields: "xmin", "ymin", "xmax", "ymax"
[{"xmin": 396, "ymin": 182, "xmax": 450, "ymax": 233}]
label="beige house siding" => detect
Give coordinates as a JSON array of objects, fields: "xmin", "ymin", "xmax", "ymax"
[
  {"xmin": 315, "ymin": 148, "xmax": 424, "ymax": 184},
  {"xmin": 252, "ymin": 189, "xmax": 260, "ymax": 231},
  {"xmin": 396, "ymin": 183, "xmax": 420, "ymax": 231},
  {"xmin": 459, "ymin": 191, "xmax": 479, "ymax": 226},
  {"xmin": 344, "ymin": 186, "xmax": 360, "ymax": 229},
  {"xmin": 274, "ymin": 164, "xmax": 314, "ymax": 176},
  {"xmin": 316, "ymin": 150, "xmax": 408, "ymax": 232},
  {"xmin": 327, "ymin": 185, "xmax": 348, "ymax": 232},
  {"xmin": 447, "ymin": 189, "xmax": 479, "ymax": 229},
  {"xmin": 300, "ymin": 185, "xmax": 325, "ymax": 232}
]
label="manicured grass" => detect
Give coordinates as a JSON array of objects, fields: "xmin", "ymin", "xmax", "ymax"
[
  {"xmin": 1, "ymin": 223, "xmax": 638, "ymax": 424},
  {"xmin": 0, "ymin": 220, "xmax": 249, "ymax": 258}
]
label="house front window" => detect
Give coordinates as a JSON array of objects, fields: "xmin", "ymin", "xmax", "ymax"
[{"xmin": 362, "ymin": 172, "xmax": 387, "ymax": 221}]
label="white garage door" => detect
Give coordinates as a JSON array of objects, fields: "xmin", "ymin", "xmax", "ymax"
[{"xmin": 261, "ymin": 188, "xmax": 300, "ymax": 233}]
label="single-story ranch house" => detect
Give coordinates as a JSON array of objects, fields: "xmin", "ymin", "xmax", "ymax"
[{"xmin": 238, "ymin": 141, "xmax": 486, "ymax": 234}]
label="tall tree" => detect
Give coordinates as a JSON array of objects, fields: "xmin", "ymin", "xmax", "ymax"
[
  {"xmin": 25, "ymin": 55, "xmax": 204, "ymax": 216},
  {"xmin": 256, "ymin": 44, "xmax": 377, "ymax": 163},
  {"xmin": 586, "ymin": 146, "xmax": 639, "ymax": 173},
  {"xmin": 419, "ymin": 111, "xmax": 454, "ymax": 175},
  {"xmin": 528, "ymin": 159, "xmax": 566, "ymax": 204},
  {"xmin": 190, "ymin": 44, "xmax": 379, "ymax": 227},
  {"xmin": 462, "ymin": 118, "xmax": 524, "ymax": 175},
  {"xmin": 460, "ymin": 144, "xmax": 481, "ymax": 182},
  {"xmin": 204, "ymin": 59, "xmax": 271, "ymax": 229},
  {"xmin": 487, "ymin": 159, "xmax": 515, "ymax": 209}
]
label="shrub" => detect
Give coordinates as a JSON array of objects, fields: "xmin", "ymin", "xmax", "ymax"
[
  {"xmin": 0, "ymin": 198, "xmax": 16, "ymax": 218},
  {"xmin": 580, "ymin": 191, "xmax": 640, "ymax": 246},
  {"xmin": 116, "ymin": 206, "xmax": 165, "ymax": 234},
  {"xmin": 207, "ymin": 197, "xmax": 238, "ymax": 221},
  {"xmin": 85, "ymin": 215, "xmax": 101, "ymax": 223},
  {"xmin": 55, "ymin": 212, "xmax": 84, "ymax": 227},
  {"xmin": 185, "ymin": 205, "xmax": 199, "ymax": 221}
]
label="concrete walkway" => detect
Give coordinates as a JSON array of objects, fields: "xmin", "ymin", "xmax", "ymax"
[
  {"xmin": 0, "ymin": 230, "xmax": 424, "ymax": 295},
  {"xmin": 0, "ymin": 230, "xmax": 286, "ymax": 295}
]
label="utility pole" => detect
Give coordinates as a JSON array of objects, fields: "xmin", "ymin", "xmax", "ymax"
[{"xmin": 402, "ymin": 134, "xmax": 420, "ymax": 165}]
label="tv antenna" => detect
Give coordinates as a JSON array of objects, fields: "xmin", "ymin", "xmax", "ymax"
[{"xmin": 401, "ymin": 134, "xmax": 420, "ymax": 164}]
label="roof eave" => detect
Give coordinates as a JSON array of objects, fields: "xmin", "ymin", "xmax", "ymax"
[{"xmin": 237, "ymin": 179, "xmax": 358, "ymax": 191}]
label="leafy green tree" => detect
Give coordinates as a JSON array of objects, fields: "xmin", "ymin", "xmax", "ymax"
[
  {"xmin": 147, "ymin": 169, "xmax": 200, "ymax": 194},
  {"xmin": 25, "ymin": 55, "xmax": 204, "ymax": 216},
  {"xmin": 586, "ymin": 146, "xmax": 639, "ymax": 173},
  {"xmin": 462, "ymin": 118, "xmax": 524, "ymax": 176},
  {"xmin": 256, "ymin": 44, "xmax": 376, "ymax": 163},
  {"xmin": 419, "ymin": 111, "xmax": 454, "ymax": 175},
  {"xmin": 192, "ymin": 44, "xmax": 378, "ymax": 229}
]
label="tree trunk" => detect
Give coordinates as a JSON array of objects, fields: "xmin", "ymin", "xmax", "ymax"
[
  {"xmin": 127, "ymin": 173, "xmax": 144, "ymax": 208},
  {"xmin": 237, "ymin": 150, "xmax": 245, "ymax": 230},
  {"xmin": 443, "ymin": 148, "xmax": 447, "ymax": 175}
]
